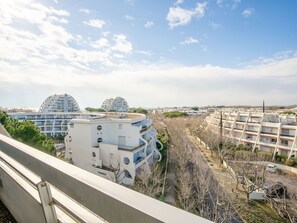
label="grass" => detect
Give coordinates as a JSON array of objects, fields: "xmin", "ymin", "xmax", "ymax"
[{"xmin": 238, "ymin": 200, "xmax": 288, "ymax": 223}]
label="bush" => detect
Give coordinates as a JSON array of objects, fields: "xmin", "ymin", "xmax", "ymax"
[
  {"xmin": 257, "ymin": 151, "xmax": 273, "ymax": 161},
  {"xmin": 163, "ymin": 111, "xmax": 188, "ymax": 118},
  {"xmin": 133, "ymin": 107, "xmax": 148, "ymax": 114},
  {"xmin": 275, "ymin": 154, "xmax": 287, "ymax": 163},
  {"xmin": 286, "ymin": 158, "xmax": 296, "ymax": 166}
]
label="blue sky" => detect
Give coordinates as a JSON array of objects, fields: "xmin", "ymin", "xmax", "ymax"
[{"xmin": 0, "ymin": 0, "xmax": 297, "ymax": 108}]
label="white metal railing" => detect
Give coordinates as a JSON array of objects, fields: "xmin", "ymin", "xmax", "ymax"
[
  {"xmin": 0, "ymin": 134, "xmax": 212, "ymax": 223},
  {"xmin": 0, "ymin": 150, "xmax": 106, "ymax": 223}
]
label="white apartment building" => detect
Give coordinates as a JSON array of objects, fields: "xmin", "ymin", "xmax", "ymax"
[
  {"xmin": 101, "ymin": 97, "xmax": 129, "ymax": 112},
  {"xmin": 9, "ymin": 94, "xmax": 96, "ymax": 137},
  {"xmin": 39, "ymin": 94, "xmax": 80, "ymax": 112},
  {"xmin": 8, "ymin": 112, "xmax": 99, "ymax": 137},
  {"xmin": 64, "ymin": 113, "xmax": 163, "ymax": 185},
  {"xmin": 206, "ymin": 111, "xmax": 297, "ymax": 159}
]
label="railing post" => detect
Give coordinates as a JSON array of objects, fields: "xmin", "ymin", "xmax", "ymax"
[{"xmin": 37, "ymin": 181, "xmax": 57, "ymax": 223}]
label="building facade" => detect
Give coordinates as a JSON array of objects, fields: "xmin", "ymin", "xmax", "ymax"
[
  {"xmin": 8, "ymin": 112, "xmax": 99, "ymax": 137},
  {"xmin": 8, "ymin": 94, "xmax": 87, "ymax": 137},
  {"xmin": 64, "ymin": 113, "xmax": 163, "ymax": 185},
  {"xmin": 206, "ymin": 111, "xmax": 297, "ymax": 159},
  {"xmin": 39, "ymin": 94, "xmax": 80, "ymax": 112},
  {"xmin": 101, "ymin": 97, "xmax": 129, "ymax": 112}
]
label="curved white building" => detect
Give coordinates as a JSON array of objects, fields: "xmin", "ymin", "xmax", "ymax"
[
  {"xmin": 39, "ymin": 94, "xmax": 80, "ymax": 112},
  {"xmin": 101, "ymin": 98, "xmax": 114, "ymax": 111},
  {"xmin": 65, "ymin": 113, "xmax": 162, "ymax": 185},
  {"xmin": 8, "ymin": 94, "xmax": 85, "ymax": 137},
  {"xmin": 8, "ymin": 112, "xmax": 100, "ymax": 137},
  {"xmin": 206, "ymin": 111, "xmax": 297, "ymax": 159},
  {"xmin": 101, "ymin": 97, "xmax": 129, "ymax": 112}
]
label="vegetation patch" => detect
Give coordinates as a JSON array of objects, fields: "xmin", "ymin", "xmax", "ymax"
[
  {"xmin": 163, "ymin": 111, "xmax": 188, "ymax": 118},
  {"xmin": 133, "ymin": 107, "xmax": 148, "ymax": 114},
  {"xmin": 237, "ymin": 200, "xmax": 287, "ymax": 223},
  {"xmin": 0, "ymin": 111, "xmax": 56, "ymax": 155},
  {"xmin": 85, "ymin": 107, "xmax": 105, "ymax": 112}
]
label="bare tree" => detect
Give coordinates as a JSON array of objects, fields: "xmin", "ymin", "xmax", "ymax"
[
  {"xmin": 131, "ymin": 164, "xmax": 164, "ymax": 198},
  {"xmin": 233, "ymin": 162, "xmax": 266, "ymax": 202}
]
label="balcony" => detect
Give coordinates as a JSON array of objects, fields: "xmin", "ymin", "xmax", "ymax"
[
  {"xmin": 0, "ymin": 135, "xmax": 210, "ymax": 223},
  {"xmin": 260, "ymin": 131, "xmax": 277, "ymax": 136},
  {"xmin": 280, "ymin": 133, "xmax": 295, "ymax": 138}
]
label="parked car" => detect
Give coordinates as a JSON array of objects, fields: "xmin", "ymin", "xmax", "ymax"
[{"xmin": 266, "ymin": 163, "xmax": 277, "ymax": 173}]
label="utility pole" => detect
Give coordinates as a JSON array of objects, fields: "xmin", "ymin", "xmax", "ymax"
[{"xmin": 219, "ymin": 111, "xmax": 223, "ymax": 151}]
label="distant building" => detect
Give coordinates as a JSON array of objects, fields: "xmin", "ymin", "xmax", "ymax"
[
  {"xmin": 101, "ymin": 98, "xmax": 114, "ymax": 111},
  {"xmin": 64, "ymin": 113, "xmax": 162, "ymax": 185},
  {"xmin": 101, "ymin": 97, "xmax": 129, "ymax": 112},
  {"xmin": 8, "ymin": 94, "xmax": 92, "ymax": 137},
  {"xmin": 39, "ymin": 94, "xmax": 80, "ymax": 112},
  {"xmin": 206, "ymin": 111, "xmax": 297, "ymax": 159},
  {"xmin": 9, "ymin": 112, "xmax": 99, "ymax": 137}
]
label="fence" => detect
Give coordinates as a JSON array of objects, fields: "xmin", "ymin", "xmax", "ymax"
[{"xmin": 0, "ymin": 134, "xmax": 212, "ymax": 223}]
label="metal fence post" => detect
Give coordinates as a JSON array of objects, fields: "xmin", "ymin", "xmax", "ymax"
[{"xmin": 37, "ymin": 181, "xmax": 57, "ymax": 223}]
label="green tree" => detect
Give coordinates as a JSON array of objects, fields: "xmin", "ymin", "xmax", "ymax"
[
  {"xmin": 0, "ymin": 111, "xmax": 56, "ymax": 156},
  {"xmin": 133, "ymin": 107, "xmax": 148, "ymax": 114}
]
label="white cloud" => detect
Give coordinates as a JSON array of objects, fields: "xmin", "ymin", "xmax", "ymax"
[
  {"xmin": 242, "ymin": 8, "xmax": 255, "ymax": 17},
  {"xmin": 144, "ymin": 21, "xmax": 154, "ymax": 28},
  {"xmin": 125, "ymin": 15, "xmax": 134, "ymax": 20},
  {"xmin": 217, "ymin": 0, "xmax": 241, "ymax": 9},
  {"xmin": 166, "ymin": 2, "xmax": 207, "ymax": 28},
  {"xmin": 102, "ymin": 31, "xmax": 110, "ymax": 37},
  {"xmin": 231, "ymin": 0, "xmax": 241, "ymax": 9},
  {"xmin": 169, "ymin": 46, "xmax": 176, "ymax": 52},
  {"xmin": 49, "ymin": 16, "xmax": 69, "ymax": 24},
  {"xmin": 0, "ymin": 0, "xmax": 133, "ymax": 72},
  {"xmin": 174, "ymin": 0, "xmax": 184, "ymax": 5},
  {"xmin": 210, "ymin": 22, "xmax": 222, "ymax": 30},
  {"xmin": 1, "ymin": 55, "xmax": 297, "ymax": 108},
  {"xmin": 135, "ymin": 50, "xmax": 152, "ymax": 56},
  {"xmin": 91, "ymin": 38, "xmax": 110, "ymax": 49},
  {"xmin": 180, "ymin": 37, "xmax": 199, "ymax": 45},
  {"xmin": 79, "ymin": 8, "xmax": 90, "ymax": 14},
  {"xmin": 84, "ymin": 19, "xmax": 106, "ymax": 28},
  {"xmin": 111, "ymin": 34, "xmax": 133, "ymax": 54},
  {"xmin": 216, "ymin": 0, "xmax": 224, "ymax": 7}
]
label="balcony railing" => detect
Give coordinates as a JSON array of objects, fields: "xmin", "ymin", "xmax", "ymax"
[
  {"xmin": 0, "ymin": 134, "xmax": 211, "ymax": 223},
  {"xmin": 280, "ymin": 133, "xmax": 294, "ymax": 138},
  {"xmin": 260, "ymin": 131, "xmax": 277, "ymax": 135}
]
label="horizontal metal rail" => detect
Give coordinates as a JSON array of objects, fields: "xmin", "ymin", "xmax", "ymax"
[{"xmin": 0, "ymin": 134, "xmax": 212, "ymax": 223}]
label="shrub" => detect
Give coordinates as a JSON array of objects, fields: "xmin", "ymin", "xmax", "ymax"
[
  {"xmin": 163, "ymin": 111, "xmax": 188, "ymax": 118},
  {"xmin": 286, "ymin": 158, "xmax": 296, "ymax": 166}
]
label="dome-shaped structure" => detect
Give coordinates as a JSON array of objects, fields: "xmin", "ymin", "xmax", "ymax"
[
  {"xmin": 112, "ymin": 97, "xmax": 129, "ymax": 112},
  {"xmin": 39, "ymin": 94, "xmax": 80, "ymax": 112},
  {"xmin": 101, "ymin": 97, "xmax": 129, "ymax": 112}
]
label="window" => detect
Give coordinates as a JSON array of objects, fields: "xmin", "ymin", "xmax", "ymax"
[
  {"xmin": 124, "ymin": 157, "xmax": 130, "ymax": 165},
  {"xmin": 92, "ymin": 152, "xmax": 96, "ymax": 157},
  {"xmin": 119, "ymin": 124, "xmax": 122, "ymax": 129},
  {"xmin": 97, "ymin": 138, "xmax": 103, "ymax": 143},
  {"xmin": 281, "ymin": 140, "xmax": 288, "ymax": 146},
  {"xmin": 97, "ymin": 125, "xmax": 102, "ymax": 131}
]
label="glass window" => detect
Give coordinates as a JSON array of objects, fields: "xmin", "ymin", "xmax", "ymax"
[{"xmin": 124, "ymin": 157, "xmax": 130, "ymax": 165}]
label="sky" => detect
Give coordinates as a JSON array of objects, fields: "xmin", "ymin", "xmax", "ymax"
[{"xmin": 0, "ymin": 0, "xmax": 297, "ymax": 109}]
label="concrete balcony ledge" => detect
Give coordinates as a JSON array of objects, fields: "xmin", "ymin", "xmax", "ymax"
[{"xmin": 0, "ymin": 135, "xmax": 212, "ymax": 223}]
